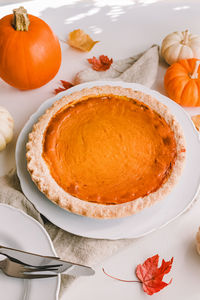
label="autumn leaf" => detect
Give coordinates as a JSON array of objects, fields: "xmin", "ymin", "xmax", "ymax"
[
  {"xmin": 136, "ymin": 255, "xmax": 173, "ymax": 295},
  {"xmin": 103, "ymin": 254, "xmax": 173, "ymax": 296},
  {"xmin": 192, "ymin": 115, "xmax": 200, "ymax": 131},
  {"xmin": 68, "ymin": 29, "xmax": 99, "ymax": 52},
  {"xmin": 54, "ymin": 80, "xmax": 73, "ymax": 94},
  {"xmin": 87, "ymin": 55, "xmax": 113, "ymax": 71}
]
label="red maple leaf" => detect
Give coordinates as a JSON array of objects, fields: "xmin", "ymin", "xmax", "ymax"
[
  {"xmin": 136, "ymin": 255, "xmax": 173, "ymax": 295},
  {"xmin": 54, "ymin": 80, "xmax": 73, "ymax": 94},
  {"xmin": 87, "ymin": 55, "xmax": 113, "ymax": 71},
  {"xmin": 103, "ymin": 254, "xmax": 173, "ymax": 296}
]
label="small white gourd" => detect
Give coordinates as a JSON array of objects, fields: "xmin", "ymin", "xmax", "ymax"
[
  {"xmin": 161, "ymin": 30, "xmax": 200, "ymax": 65},
  {"xmin": 0, "ymin": 106, "xmax": 14, "ymax": 151}
]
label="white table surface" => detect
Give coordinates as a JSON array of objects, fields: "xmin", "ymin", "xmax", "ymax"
[{"xmin": 1, "ymin": 0, "xmax": 200, "ymax": 299}]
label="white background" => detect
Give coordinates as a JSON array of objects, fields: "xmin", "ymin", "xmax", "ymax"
[{"xmin": 1, "ymin": 0, "xmax": 200, "ymax": 299}]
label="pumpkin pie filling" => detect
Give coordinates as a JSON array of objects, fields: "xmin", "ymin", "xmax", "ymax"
[{"xmin": 43, "ymin": 95, "xmax": 177, "ymax": 205}]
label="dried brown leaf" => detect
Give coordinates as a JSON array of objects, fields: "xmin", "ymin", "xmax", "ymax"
[
  {"xmin": 68, "ymin": 29, "xmax": 99, "ymax": 52},
  {"xmin": 192, "ymin": 115, "xmax": 200, "ymax": 131}
]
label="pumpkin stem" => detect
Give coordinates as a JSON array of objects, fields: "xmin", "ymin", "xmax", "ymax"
[
  {"xmin": 12, "ymin": 6, "xmax": 30, "ymax": 31},
  {"xmin": 182, "ymin": 30, "xmax": 189, "ymax": 45},
  {"xmin": 191, "ymin": 60, "xmax": 200, "ymax": 79}
]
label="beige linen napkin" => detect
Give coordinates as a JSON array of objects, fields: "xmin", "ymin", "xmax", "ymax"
[
  {"xmin": 74, "ymin": 45, "xmax": 159, "ymax": 87},
  {"xmin": 0, "ymin": 45, "xmax": 159, "ymax": 298}
]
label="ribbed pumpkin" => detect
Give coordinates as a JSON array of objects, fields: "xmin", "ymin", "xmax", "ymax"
[
  {"xmin": 164, "ymin": 58, "xmax": 200, "ymax": 107},
  {"xmin": 161, "ymin": 30, "xmax": 200, "ymax": 65},
  {"xmin": 0, "ymin": 7, "xmax": 61, "ymax": 90}
]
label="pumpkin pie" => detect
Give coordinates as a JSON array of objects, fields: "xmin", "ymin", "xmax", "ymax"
[{"xmin": 26, "ymin": 86, "xmax": 186, "ymax": 219}]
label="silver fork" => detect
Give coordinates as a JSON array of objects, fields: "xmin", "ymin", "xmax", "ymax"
[{"xmin": 0, "ymin": 258, "xmax": 58, "ymax": 279}]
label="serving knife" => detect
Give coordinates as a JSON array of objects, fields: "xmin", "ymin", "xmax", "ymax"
[{"xmin": 0, "ymin": 245, "xmax": 95, "ymax": 277}]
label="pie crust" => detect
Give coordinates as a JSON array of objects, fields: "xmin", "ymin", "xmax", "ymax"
[{"xmin": 26, "ymin": 86, "xmax": 186, "ymax": 219}]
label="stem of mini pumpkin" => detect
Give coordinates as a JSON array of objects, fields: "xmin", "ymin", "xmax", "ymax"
[
  {"xmin": 191, "ymin": 60, "xmax": 200, "ymax": 79},
  {"xmin": 12, "ymin": 6, "xmax": 30, "ymax": 31},
  {"xmin": 182, "ymin": 29, "xmax": 189, "ymax": 45}
]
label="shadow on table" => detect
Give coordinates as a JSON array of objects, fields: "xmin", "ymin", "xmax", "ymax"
[{"xmin": 39, "ymin": 1, "xmax": 136, "ymax": 38}]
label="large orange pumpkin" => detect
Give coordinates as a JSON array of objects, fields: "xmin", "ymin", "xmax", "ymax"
[
  {"xmin": 0, "ymin": 7, "xmax": 61, "ymax": 90},
  {"xmin": 164, "ymin": 58, "xmax": 200, "ymax": 107}
]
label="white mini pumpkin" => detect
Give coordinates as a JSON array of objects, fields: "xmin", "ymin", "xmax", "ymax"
[
  {"xmin": 161, "ymin": 30, "xmax": 200, "ymax": 65},
  {"xmin": 0, "ymin": 106, "xmax": 14, "ymax": 151}
]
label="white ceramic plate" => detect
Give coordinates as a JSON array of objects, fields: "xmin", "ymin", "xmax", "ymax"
[
  {"xmin": 0, "ymin": 204, "xmax": 60, "ymax": 300},
  {"xmin": 16, "ymin": 81, "xmax": 200, "ymax": 240}
]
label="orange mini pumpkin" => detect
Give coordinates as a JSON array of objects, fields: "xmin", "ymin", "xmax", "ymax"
[
  {"xmin": 164, "ymin": 58, "xmax": 200, "ymax": 107},
  {"xmin": 0, "ymin": 7, "xmax": 61, "ymax": 90}
]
